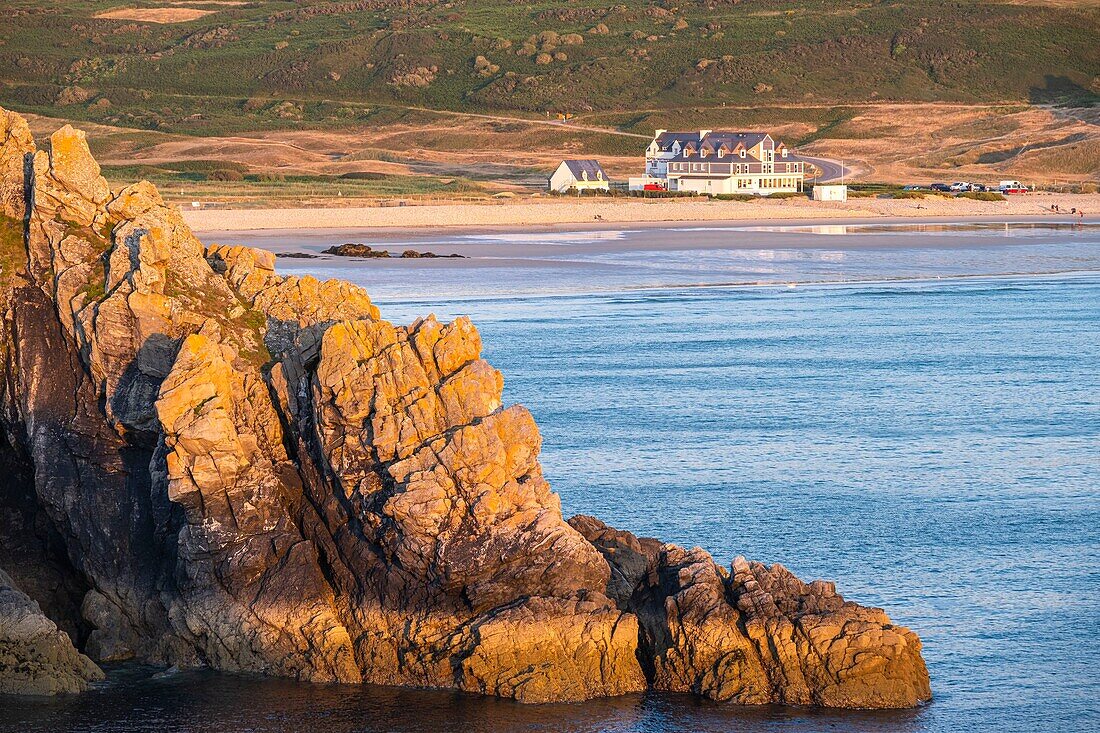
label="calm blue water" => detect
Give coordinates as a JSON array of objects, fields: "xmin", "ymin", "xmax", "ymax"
[{"xmin": 5, "ymin": 225, "xmax": 1099, "ymax": 732}]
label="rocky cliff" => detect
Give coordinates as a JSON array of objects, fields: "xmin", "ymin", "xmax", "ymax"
[{"xmin": 0, "ymin": 107, "xmax": 930, "ymax": 706}]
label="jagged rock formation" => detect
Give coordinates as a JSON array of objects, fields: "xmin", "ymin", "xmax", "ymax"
[
  {"xmin": 569, "ymin": 516, "xmax": 930, "ymax": 707},
  {"xmin": 0, "ymin": 108, "xmax": 931, "ymax": 706},
  {"xmin": 0, "ymin": 569, "xmax": 103, "ymax": 695}
]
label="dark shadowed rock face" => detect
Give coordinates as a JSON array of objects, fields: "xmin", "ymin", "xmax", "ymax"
[{"xmin": 0, "ymin": 107, "xmax": 931, "ymax": 707}]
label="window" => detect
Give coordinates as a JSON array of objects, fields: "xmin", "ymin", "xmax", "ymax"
[
  {"xmin": 739, "ymin": 149, "xmax": 746, "ymax": 158},
  {"xmin": 781, "ymin": 148, "xmax": 788, "ymax": 158}
]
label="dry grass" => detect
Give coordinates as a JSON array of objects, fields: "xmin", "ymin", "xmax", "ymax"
[
  {"xmin": 20, "ymin": 102, "xmax": 1098, "ymax": 203},
  {"xmin": 94, "ymin": 7, "xmax": 215, "ymax": 24},
  {"xmin": 993, "ymin": 0, "xmax": 1100, "ymax": 6},
  {"xmin": 799, "ymin": 104, "xmax": 1100, "ymax": 185}
]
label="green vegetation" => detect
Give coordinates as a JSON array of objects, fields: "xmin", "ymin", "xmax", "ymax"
[
  {"xmin": 0, "ymin": 0, "xmax": 1096, "ymax": 137},
  {"xmin": 101, "ymin": 162, "xmax": 489, "ymax": 203},
  {"xmin": 959, "ymin": 191, "xmax": 1007, "ymax": 202}
]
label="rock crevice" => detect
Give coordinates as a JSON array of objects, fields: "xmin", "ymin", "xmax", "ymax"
[{"xmin": 0, "ymin": 107, "xmax": 930, "ymax": 706}]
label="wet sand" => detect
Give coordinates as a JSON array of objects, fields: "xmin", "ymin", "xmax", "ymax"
[
  {"xmin": 198, "ymin": 217, "xmax": 1100, "ymax": 262},
  {"xmin": 198, "ymin": 219, "xmax": 1100, "ymax": 306}
]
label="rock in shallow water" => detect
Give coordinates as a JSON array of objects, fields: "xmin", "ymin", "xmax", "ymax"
[
  {"xmin": 0, "ymin": 569, "xmax": 103, "ymax": 695},
  {"xmin": 0, "ymin": 107, "xmax": 930, "ymax": 707}
]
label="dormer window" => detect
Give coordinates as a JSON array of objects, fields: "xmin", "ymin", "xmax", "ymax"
[
  {"xmin": 781, "ymin": 147, "xmax": 788, "ymax": 158},
  {"xmin": 739, "ymin": 149, "xmax": 746, "ymax": 158},
  {"xmin": 596, "ymin": 170, "xmax": 603, "ymax": 180},
  {"xmin": 581, "ymin": 170, "xmax": 589, "ymax": 181},
  {"xmin": 700, "ymin": 147, "xmax": 709, "ymax": 158}
]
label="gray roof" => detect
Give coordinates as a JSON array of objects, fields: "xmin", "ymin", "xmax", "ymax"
[
  {"xmin": 653, "ymin": 131, "xmax": 785, "ymax": 162},
  {"xmin": 654, "ymin": 131, "xmax": 700, "ymax": 151},
  {"xmin": 700, "ymin": 132, "xmax": 771, "ymax": 151},
  {"xmin": 560, "ymin": 159, "xmax": 607, "ymax": 180}
]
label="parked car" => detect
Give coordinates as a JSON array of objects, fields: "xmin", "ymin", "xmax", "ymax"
[
  {"xmin": 930, "ymin": 183, "xmax": 951, "ymax": 192},
  {"xmin": 949, "ymin": 182, "xmax": 971, "ymax": 192},
  {"xmin": 999, "ymin": 180, "xmax": 1029, "ymax": 194},
  {"xmin": 902, "ymin": 184, "xmax": 926, "ymax": 191},
  {"xmin": 969, "ymin": 183, "xmax": 988, "ymax": 192}
]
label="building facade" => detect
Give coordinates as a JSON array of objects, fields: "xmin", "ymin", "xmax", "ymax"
[
  {"xmin": 637, "ymin": 130, "xmax": 804, "ymax": 195},
  {"xmin": 548, "ymin": 159, "xmax": 610, "ymax": 193}
]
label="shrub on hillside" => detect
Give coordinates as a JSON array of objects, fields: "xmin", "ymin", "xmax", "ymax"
[
  {"xmin": 340, "ymin": 171, "xmax": 386, "ymax": 180},
  {"xmin": 959, "ymin": 191, "xmax": 1007, "ymax": 201},
  {"xmin": 209, "ymin": 169, "xmax": 245, "ymax": 182}
]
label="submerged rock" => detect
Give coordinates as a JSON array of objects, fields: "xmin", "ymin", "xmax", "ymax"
[
  {"xmin": 275, "ymin": 251, "xmax": 321, "ymax": 259},
  {"xmin": 322, "ymin": 242, "xmax": 389, "ymax": 257},
  {"xmin": 321, "ymin": 243, "xmax": 465, "ymax": 259},
  {"xmin": 0, "ymin": 107, "xmax": 930, "ymax": 707}
]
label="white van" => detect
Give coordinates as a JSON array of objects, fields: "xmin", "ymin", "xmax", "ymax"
[{"xmin": 999, "ymin": 180, "xmax": 1028, "ymax": 194}]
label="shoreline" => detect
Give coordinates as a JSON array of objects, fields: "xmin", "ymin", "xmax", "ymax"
[
  {"xmin": 182, "ymin": 194, "xmax": 1099, "ymax": 233},
  {"xmin": 362, "ymin": 269, "xmax": 1100, "ymax": 307}
]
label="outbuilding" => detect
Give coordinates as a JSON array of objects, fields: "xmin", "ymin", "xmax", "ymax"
[
  {"xmin": 812, "ymin": 184, "xmax": 848, "ymax": 202},
  {"xmin": 548, "ymin": 160, "xmax": 610, "ymax": 193}
]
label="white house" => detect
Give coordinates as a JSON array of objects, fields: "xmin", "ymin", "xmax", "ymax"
[
  {"xmin": 548, "ymin": 160, "xmax": 610, "ymax": 193},
  {"xmin": 639, "ymin": 130, "xmax": 804, "ymax": 195}
]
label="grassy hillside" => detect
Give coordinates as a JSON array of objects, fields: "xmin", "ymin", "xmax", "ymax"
[{"xmin": 1, "ymin": 0, "xmax": 1097, "ymax": 137}]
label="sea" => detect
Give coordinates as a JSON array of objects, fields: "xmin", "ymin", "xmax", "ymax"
[{"xmin": 5, "ymin": 220, "xmax": 1098, "ymax": 732}]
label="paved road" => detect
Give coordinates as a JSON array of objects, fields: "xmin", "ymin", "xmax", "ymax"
[{"xmin": 796, "ymin": 155, "xmax": 850, "ymax": 183}]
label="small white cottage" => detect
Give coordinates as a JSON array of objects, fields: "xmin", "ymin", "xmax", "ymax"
[
  {"xmin": 812, "ymin": 184, "xmax": 848, "ymax": 202},
  {"xmin": 548, "ymin": 160, "xmax": 610, "ymax": 193}
]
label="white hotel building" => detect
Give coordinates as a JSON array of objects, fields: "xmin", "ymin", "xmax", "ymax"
[{"xmin": 633, "ymin": 129, "xmax": 804, "ymax": 195}]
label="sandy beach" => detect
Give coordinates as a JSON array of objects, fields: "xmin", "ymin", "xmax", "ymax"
[{"xmin": 182, "ymin": 193, "xmax": 1098, "ymax": 232}]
